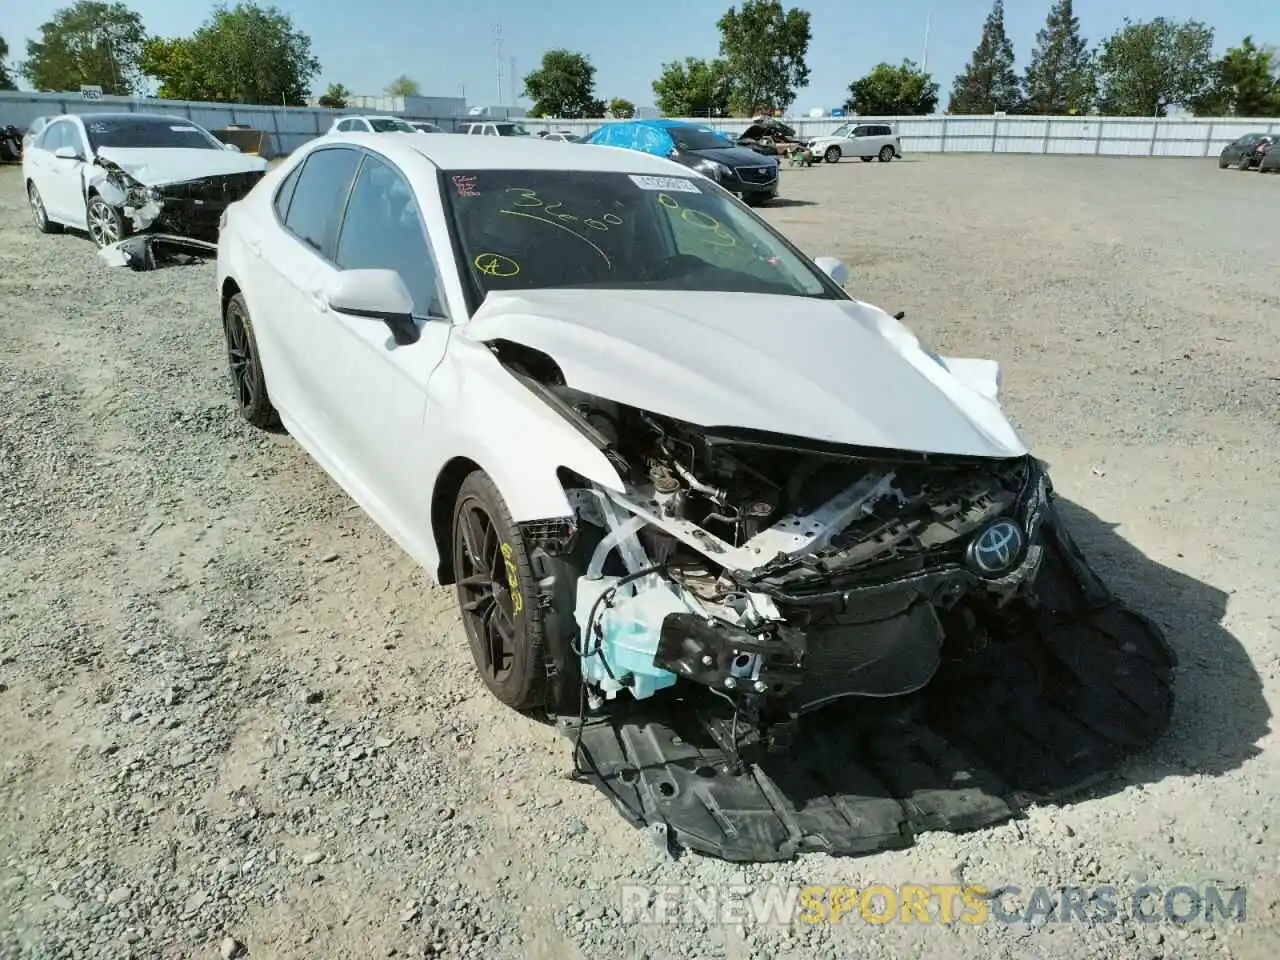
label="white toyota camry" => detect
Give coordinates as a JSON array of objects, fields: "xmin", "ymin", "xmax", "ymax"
[{"xmin": 214, "ymin": 132, "xmax": 1171, "ymax": 861}]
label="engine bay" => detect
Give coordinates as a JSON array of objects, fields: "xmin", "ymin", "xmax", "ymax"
[{"xmin": 493, "ymin": 339, "xmax": 1048, "ymax": 720}]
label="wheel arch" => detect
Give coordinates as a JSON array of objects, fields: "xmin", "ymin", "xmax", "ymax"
[{"xmin": 221, "ymin": 276, "xmax": 242, "ymax": 318}]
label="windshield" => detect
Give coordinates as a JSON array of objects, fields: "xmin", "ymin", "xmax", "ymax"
[
  {"xmin": 668, "ymin": 126, "xmax": 731, "ymax": 151},
  {"xmin": 84, "ymin": 116, "xmax": 221, "ymax": 151},
  {"xmin": 829, "ymin": 124, "xmax": 852, "ymax": 138},
  {"xmin": 444, "ymin": 169, "xmax": 838, "ymax": 303},
  {"xmin": 369, "ymin": 117, "xmax": 416, "ymax": 133},
  {"xmin": 497, "ymin": 124, "xmax": 531, "ymax": 136}
]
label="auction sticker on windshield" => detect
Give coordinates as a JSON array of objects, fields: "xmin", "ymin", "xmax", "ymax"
[{"xmin": 629, "ymin": 175, "xmax": 701, "ymax": 193}]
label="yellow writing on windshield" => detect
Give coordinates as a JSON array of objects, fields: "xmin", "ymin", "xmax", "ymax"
[{"xmin": 473, "ymin": 253, "xmax": 520, "ymax": 277}]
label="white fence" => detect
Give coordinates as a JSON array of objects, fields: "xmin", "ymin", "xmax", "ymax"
[
  {"xmin": 3, "ymin": 89, "xmax": 1278, "ymax": 158},
  {"xmin": 0, "ymin": 90, "xmax": 472, "ymax": 157},
  {"xmin": 525, "ymin": 114, "xmax": 1280, "ymax": 158}
]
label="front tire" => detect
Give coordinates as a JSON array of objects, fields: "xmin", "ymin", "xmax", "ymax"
[
  {"xmin": 28, "ymin": 182, "xmax": 63, "ymax": 234},
  {"xmin": 86, "ymin": 194, "xmax": 129, "ymax": 248},
  {"xmin": 222, "ymin": 293, "xmax": 279, "ymax": 429},
  {"xmin": 823, "ymin": 146, "xmax": 841, "ymax": 163},
  {"xmin": 453, "ymin": 471, "xmax": 560, "ymax": 712}
]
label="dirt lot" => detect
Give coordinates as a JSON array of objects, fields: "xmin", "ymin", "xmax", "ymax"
[{"xmin": 1, "ymin": 153, "xmax": 1277, "ymax": 960}]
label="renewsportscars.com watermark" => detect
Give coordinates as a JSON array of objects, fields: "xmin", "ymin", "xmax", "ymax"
[{"xmin": 618, "ymin": 883, "xmax": 1249, "ymax": 927}]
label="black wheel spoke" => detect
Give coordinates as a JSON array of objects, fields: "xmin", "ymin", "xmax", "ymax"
[{"xmin": 454, "ymin": 496, "xmax": 519, "ymax": 683}]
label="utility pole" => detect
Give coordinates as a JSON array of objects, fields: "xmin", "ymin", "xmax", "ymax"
[
  {"xmin": 493, "ymin": 24, "xmax": 504, "ymax": 107},
  {"xmin": 509, "ymin": 57, "xmax": 517, "ymax": 105},
  {"xmin": 921, "ymin": 9, "xmax": 932, "ymax": 72}
]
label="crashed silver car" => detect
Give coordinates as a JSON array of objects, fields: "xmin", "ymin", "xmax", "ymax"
[{"xmin": 23, "ymin": 111, "xmax": 268, "ymax": 269}]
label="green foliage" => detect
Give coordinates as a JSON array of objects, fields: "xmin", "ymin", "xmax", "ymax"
[
  {"xmin": 607, "ymin": 97, "xmax": 635, "ymax": 118},
  {"xmin": 1022, "ymin": 0, "xmax": 1096, "ymax": 114},
  {"xmin": 0, "ymin": 34, "xmax": 16, "ymax": 90},
  {"xmin": 317, "ymin": 82, "xmax": 350, "ymax": 109},
  {"xmin": 141, "ymin": 3, "xmax": 319, "ymax": 105},
  {"xmin": 1095, "ymin": 17, "xmax": 1214, "ymax": 116},
  {"xmin": 385, "ymin": 74, "xmax": 419, "ymax": 97},
  {"xmin": 22, "ymin": 1, "xmax": 148, "ymax": 95},
  {"xmin": 845, "ymin": 60, "xmax": 938, "ymax": 116},
  {"xmin": 651, "ymin": 57, "xmax": 731, "ymax": 117},
  {"xmin": 716, "ymin": 0, "xmax": 811, "ymax": 115},
  {"xmin": 522, "ymin": 49, "xmax": 603, "ymax": 119},
  {"xmin": 948, "ymin": 0, "xmax": 1021, "ymax": 114},
  {"xmin": 1193, "ymin": 36, "xmax": 1280, "ymax": 117}
]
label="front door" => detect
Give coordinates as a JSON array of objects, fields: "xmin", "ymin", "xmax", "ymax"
[{"xmin": 304, "ymin": 149, "xmax": 452, "ymax": 548}]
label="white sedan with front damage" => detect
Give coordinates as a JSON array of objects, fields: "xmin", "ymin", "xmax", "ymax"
[
  {"xmin": 23, "ymin": 111, "xmax": 268, "ymax": 267},
  {"xmin": 215, "ymin": 132, "xmax": 1175, "ymax": 862}
]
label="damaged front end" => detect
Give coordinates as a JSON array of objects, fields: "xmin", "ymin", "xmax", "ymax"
[
  {"xmin": 499, "ymin": 344, "xmax": 1177, "ymax": 861},
  {"xmin": 94, "ymin": 156, "xmax": 265, "ymax": 270}
]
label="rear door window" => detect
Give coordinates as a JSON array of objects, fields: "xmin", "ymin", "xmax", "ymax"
[{"xmin": 282, "ymin": 147, "xmax": 361, "ymax": 257}]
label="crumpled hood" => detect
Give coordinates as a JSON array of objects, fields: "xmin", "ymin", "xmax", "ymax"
[
  {"xmin": 464, "ymin": 289, "xmax": 1027, "ymax": 459},
  {"xmin": 95, "ymin": 147, "xmax": 268, "ymax": 186}
]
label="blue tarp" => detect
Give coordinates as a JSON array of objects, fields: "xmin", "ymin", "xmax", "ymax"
[{"xmin": 587, "ymin": 120, "xmax": 677, "ymax": 157}]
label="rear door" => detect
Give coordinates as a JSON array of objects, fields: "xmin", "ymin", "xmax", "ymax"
[{"xmin": 250, "ymin": 146, "xmax": 362, "ymax": 442}]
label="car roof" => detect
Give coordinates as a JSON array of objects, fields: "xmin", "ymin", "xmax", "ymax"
[
  {"xmin": 314, "ymin": 130, "xmax": 701, "ymax": 174},
  {"xmin": 64, "ymin": 112, "xmax": 190, "ymax": 124}
]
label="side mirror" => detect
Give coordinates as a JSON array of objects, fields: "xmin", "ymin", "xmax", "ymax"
[
  {"xmin": 223, "ymin": 142, "xmax": 241, "ymax": 152},
  {"xmin": 813, "ymin": 256, "xmax": 849, "ymax": 286},
  {"xmin": 326, "ymin": 269, "xmax": 421, "ymax": 346},
  {"xmin": 53, "ymin": 145, "xmax": 81, "ymax": 161}
]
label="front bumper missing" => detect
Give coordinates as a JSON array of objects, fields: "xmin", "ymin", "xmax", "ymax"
[
  {"xmin": 98, "ymin": 233, "xmax": 218, "ymax": 271},
  {"xmin": 551, "ymin": 499, "xmax": 1176, "ymax": 862}
]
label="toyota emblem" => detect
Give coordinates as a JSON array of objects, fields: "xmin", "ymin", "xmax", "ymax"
[{"xmin": 965, "ymin": 519, "xmax": 1026, "ymax": 577}]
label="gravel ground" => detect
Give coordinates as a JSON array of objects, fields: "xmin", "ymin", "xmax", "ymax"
[{"xmin": 1, "ymin": 154, "xmax": 1278, "ymax": 960}]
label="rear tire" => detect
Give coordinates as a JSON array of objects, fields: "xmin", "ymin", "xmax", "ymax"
[
  {"xmin": 878, "ymin": 145, "xmax": 895, "ymax": 162},
  {"xmin": 453, "ymin": 471, "xmax": 576, "ymax": 713},
  {"xmin": 28, "ymin": 182, "xmax": 63, "ymax": 234},
  {"xmin": 221, "ymin": 293, "xmax": 279, "ymax": 429}
]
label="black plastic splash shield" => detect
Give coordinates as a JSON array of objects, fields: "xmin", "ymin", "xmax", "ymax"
[{"xmin": 553, "ymin": 500, "xmax": 1177, "ymax": 862}]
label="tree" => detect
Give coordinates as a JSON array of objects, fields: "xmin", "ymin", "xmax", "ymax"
[
  {"xmin": 716, "ymin": 0, "xmax": 811, "ymax": 115},
  {"xmin": 607, "ymin": 97, "xmax": 635, "ymax": 118},
  {"xmin": 0, "ymin": 35, "xmax": 15, "ymax": 90},
  {"xmin": 948, "ymin": 0, "xmax": 1021, "ymax": 114},
  {"xmin": 845, "ymin": 60, "xmax": 938, "ymax": 116},
  {"xmin": 522, "ymin": 49, "xmax": 602, "ymax": 119},
  {"xmin": 22, "ymin": 1, "xmax": 148, "ymax": 95},
  {"xmin": 142, "ymin": 2, "xmax": 320, "ymax": 105},
  {"xmin": 651, "ymin": 57, "xmax": 731, "ymax": 117},
  {"xmin": 317, "ymin": 82, "xmax": 350, "ymax": 109},
  {"xmin": 1095, "ymin": 18, "xmax": 1215, "ymax": 116},
  {"xmin": 0, "ymin": 35, "xmax": 17, "ymax": 90},
  {"xmin": 1022, "ymin": 0, "xmax": 1096, "ymax": 114},
  {"xmin": 1193, "ymin": 36, "xmax": 1280, "ymax": 117},
  {"xmin": 385, "ymin": 74, "xmax": 419, "ymax": 97}
]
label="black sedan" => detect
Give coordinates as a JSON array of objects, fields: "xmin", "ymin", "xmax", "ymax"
[{"xmin": 1218, "ymin": 132, "xmax": 1275, "ymax": 170}]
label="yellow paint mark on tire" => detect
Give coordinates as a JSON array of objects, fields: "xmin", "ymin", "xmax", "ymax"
[{"xmin": 500, "ymin": 542, "xmax": 523, "ymax": 615}]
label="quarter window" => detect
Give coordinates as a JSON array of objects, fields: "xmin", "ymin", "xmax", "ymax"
[
  {"xmin": 334, "ymin": 154, "xmax": 444, "ymax": 317},
  {"xmin": 282, "ymin": 147, "xmax": 361, "ymax": 256}
]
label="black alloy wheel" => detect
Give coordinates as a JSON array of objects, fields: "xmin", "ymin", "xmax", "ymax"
[{"xmin": 222, "ymin": 293, "xmax": 278, "ymax": 429}]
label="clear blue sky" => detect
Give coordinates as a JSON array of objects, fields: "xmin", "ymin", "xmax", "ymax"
[{"xmin": 6, "ymin": 0, "xmax": 1279, "ymax": 109}]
